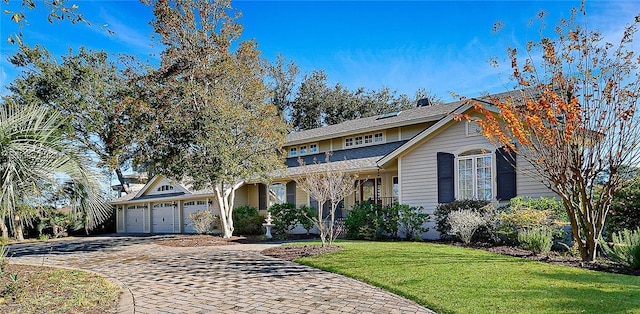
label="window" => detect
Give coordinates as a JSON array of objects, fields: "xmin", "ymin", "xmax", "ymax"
[
  {"xmin": 196, "ymin": 200, "xmax": 206, "ymax": 205},
  {"xmin": 374, "ymin": 132, "xmax": 384, "ymax": 142},
  {"xmin": 153, "ymin": 203, "xmax": 163, "ymax": 208},
  {"xmin": 466, "ymin": 121, "xmax": 482, "ymax": 136},
  {"xmin": 184, "ymin": 201, "xmax": 195, "ymax": 206},
  {"xmin": 355, "ymin": 136, "xmax": 363, "ymax": 145},
  {"xmin": 457, "ymin": 153, "xmax": 493, "ymax": 200},
  {"xmin": 268, "ymin": 183, "xmax": 286, "ymax": 207},
  {"xmin": 309, "ymin": 143, "xmax": 318, "ymax": 154},
  {"xmin": 392, "ymin": 176, "xmax": 399, "ymax": 203},
  {"xmin": 157, "ymin": 185, "xmax": 174, "ymax": 192},
  {"xmin": 364, "ymin": 134, "xmax": 373, "ymax": 144},
  {"xmin": 345, "ymin": 138, "xmax": 354, "ymax": 147},
  {"xmin": 289, "ymin": 147, "xmax": 297, "ymax": 157},
  {"xmin": 299, "ymin": 145, "xmax": 307, "ymax": 155}
]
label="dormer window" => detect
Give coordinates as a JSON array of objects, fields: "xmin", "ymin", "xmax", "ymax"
[
  {"xmin": 157, "ymin": 185, "xmax": 174, "ymax": 192},
  {"xmin": 355, "ymin": 136, "xmax": 363, "ymax": 145},
  {"xmin": 364, "ymin": 134, "xmax": 373, "ymax": 144},
  {"xmin": 309, "ymin": 143, "xmax": 318, "ymax": 154},
  {"xmin": 374, "ymin": 132, "xmax": 384, "ymax": 142},
  {"xmin": 299, "ymin": 145, "xmax": 307, "ymax": 155},
  {"xmin": 344, "ymin": 131, "xmax": 385, "ymax": 148},
  {"xmin": 289, "ymin": 147, "xmax": 298, "ymax": 157}
]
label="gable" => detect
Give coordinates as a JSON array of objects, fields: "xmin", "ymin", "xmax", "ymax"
[{"xmin": 134, "ymin": 175, "xmax": 191, "ymax": 199}]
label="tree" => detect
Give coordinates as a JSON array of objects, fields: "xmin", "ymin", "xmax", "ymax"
[
  {"xmin": 288, "ymin": 70, "xmax": 442, "ymax": 131},
  {"xmin": 267, "ymin": 54, "xmax": 299, "ymax": 115},
  {"xmin": 7, "ymin": 45, "xmax": 145, "ymax": 194},
  {"xmin": 295, "ymin": 153, "xmax": 358, "ymax": 246},
  {"xmin": 0, "ymin": 102, "xmax": 111, "ymax": 241},
  {"xmin": 460, "ymin": 8, "xmax": 640, "ymax": 261},
  {"xmin": 141, "ymin": 0, "xmax": 287, "ymax": 238}
]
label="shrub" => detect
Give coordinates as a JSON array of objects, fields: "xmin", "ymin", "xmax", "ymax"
[
  {"xmin": 268, "ymin": 203, "xmax": 298, "ymax": 239},
  {"xmin": 600, "ymin": 228, "xmax": 640, "ymax": 269},
  {"xmin": 496, "ymin": 196, "xmax": 565, "ymax": 244},
  {"xmin": 605, "ymin": 175, "xmax": 640, "ymax": 238},
  {"xmin": 344, "ymin": 202, "xmax": 379, "ymax": 239},
  {"xmin": 232, "ymin": 206, "xmax": 263, "ymax": 235},
  {"xmin": 448, "ymin": 209, "xmax": 488, "ymax": 244},
  {"xmin": 298, "ymin": 205, "xmax": 316, "ymax": 234},
  {"xmin": 188, "ymin": 210, "xmax": 220, "ymax": 234},
  {"xmin": 344, "ymin": 203, "xmax": 423, "ymax": 240},
  {"xmin": 518, "ymin": 228, "xmax": 553, "ymax": 255},
  {"xmin": 397, "ymin": 205, "xmax": 430, "ymax": 240},
  {"xmin": 435, "ymin": 200, "xmax": 494, "ymax": 242}
]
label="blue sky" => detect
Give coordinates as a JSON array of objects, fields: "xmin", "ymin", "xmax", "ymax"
[{"xmin": 1, "ymin": 0, "xmax": 638, "ymax": 101}]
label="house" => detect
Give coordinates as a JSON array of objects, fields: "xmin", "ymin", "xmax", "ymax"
[{"xmin": 111, "ymin": 92, "xmax": 555, "ymax": 237}]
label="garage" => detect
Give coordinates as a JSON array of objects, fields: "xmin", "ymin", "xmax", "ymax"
[
  {"xmin": 125, "ymin": 205, "xmax": 145, "ymax": 233},
  {"xmin": 182, "ymin": 200, "xmax": 208, "ymax": 233},
  {"xmin": 152, "ymin": 203, "xmax": 175, "ymax": 233}
]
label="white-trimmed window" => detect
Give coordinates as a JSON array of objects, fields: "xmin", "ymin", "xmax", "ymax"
[
  {"xmin": 289, "ymin": 147, "xmax": 298, "ymax": 157},
  {"xmin": 184, "ymin": 201, "xmax": 195, "ymax": 206},
  {"xmin": 364, "ymin": 134, "xmax": 373, "ymax": 144},
  {"xmin": 355, "ymin": 136, "xmax": 363, "ymax": 145},
  {"xmin": 299, "ymin": 145, "xmax": 307, "ymax": 155},
  {"xmin": 268, "ymin": 183, "xmax": 286, "ymax": 207},
  {"xmin": 457, "ymin": 151, "xmax": 493, "ymax": 200},
  {"xmin": 309, "ymin": 143, "xmax": 318, "ymax": 154},
  {"xmin": 157, "ymin": 185, "xmax": 174, "ymax": 192},
  {"xmin": 374, "ymin": 132, "xmax": 384, "ymax": 142},
  {"xmin": 466, "ymin": 121, "xmax": 482, "ymax": 137},
  {"xmin": 197, "ymin": 200, "xmax": 206, "ymax": 205},
  {"xmin": 345, "ymin": 138, "xmax": 354, "ymax": 147}
]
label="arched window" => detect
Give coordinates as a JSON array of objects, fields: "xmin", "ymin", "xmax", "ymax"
[{"xmin": 457, "ymin": 150, "xmax": 493, "ymax": 200}]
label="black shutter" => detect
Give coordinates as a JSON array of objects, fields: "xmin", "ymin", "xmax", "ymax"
[
  {"xmin": 286, "ymin": 181, "xmax": 296, "ymax": 205},
  {"xmin": 437, "ymin": 152, "xmax": 455, "ymax": 203},
  {"xmin": 258, "ymin": 183, "xmax": 267, "ymax": 211},
  {"xmin": 496, "ymin": 148, "xmax": 517, "ymax": 200}
]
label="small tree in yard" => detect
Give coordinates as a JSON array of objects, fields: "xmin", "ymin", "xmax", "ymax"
[
  {"xmin": 295, "ymin": 153, "xmax": 358, "ymax": 246},
  {"xmin": 459, "ymin": 8, "xmax": 640, "ymax": 261}
]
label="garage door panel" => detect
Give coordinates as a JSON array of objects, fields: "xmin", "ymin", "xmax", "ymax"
[
  {"xmin": 125, "ymin": 206, "xmax": 145, "ymax": 233},
  {"xmin": 152, "ymin": 203, "xmax": 175, "ymax": 233},
  {"xmin": 183, "ymin": 201, "xmax": 208, "ymax": 233}
]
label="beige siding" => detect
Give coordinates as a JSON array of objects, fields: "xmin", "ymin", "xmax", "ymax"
[
  {"xmin": 386, "ymin": 128, "xmax": 400, "ymax": 142},
  {"xmin": 234, "ymin": 185, "xmax": 249, "ymax": 207},
  {"xmin": 296, "ymin": 187, "xmax": 308, "ymax": 207},
  {"xmin": 319, "ymin": 140, "xmax": 331, "ymax": 153},
  {"xmin": 332, "ymin": 138, "xmax": 342, "ymax": 150},
  {"xmin": 247, "ymin": 184, "xmax": 259, "ymax": 209},
  {"xmin": 400, "ymin": 122, "xmax": 431, "ymax": 140},
  {"xmin": 399, "ymin": 119, "xmax": 555, "ymax": 239}
]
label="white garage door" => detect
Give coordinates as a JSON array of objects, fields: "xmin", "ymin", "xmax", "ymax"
[
  {"xmin": 152, "ymin": 203, "xmax": 175, "ymax": 233},
  {"xmin": 183, "ymin": 201, "xmax": 208, "ymax": 233},
  {"xmin": 125, "ymin": 205, "xmax": 145, "ymax": 233}
]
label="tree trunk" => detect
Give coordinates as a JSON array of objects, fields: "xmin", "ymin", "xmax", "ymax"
[
  {"xmin": 0, "ymin": 220, "xmax": 8, "ymax": 241},
  {"xmin": 115, "ymin": 167, "xmax": 130, "ymax": 194},
  {"xmin": 13, "ymin": 215, "xmax": 24, "ymax": 241},
  {"xmin": 214, "ymin": 181, "xmax": 243, "ymax": 238}
]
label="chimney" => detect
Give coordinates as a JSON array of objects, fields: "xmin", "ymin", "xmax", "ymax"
[{"xmin": 416, "ymin": 98, "xmax": 431, "ymax": 107}]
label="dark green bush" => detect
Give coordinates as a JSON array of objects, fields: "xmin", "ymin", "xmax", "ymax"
[
  {"xmin": 434, "ymin": 200, "xmax": 493, "ymax": 242},
  {"xmin": 344, "ymin": 203, "xmax": 427, "ymax": 240},
  {"xmin": 268, "ymin": 203, "xmax": 298, "ymax": 239},
  {"xmin": 233, "ymin": 206, "xmax": 263, "ymax": 235},
  {"xmin": 298, "ymin": 205, "xmax": 316, "ymax": 234},
  {"xmin": 398, "ymin": 205, "xmax": 430, "ymax": 240}
]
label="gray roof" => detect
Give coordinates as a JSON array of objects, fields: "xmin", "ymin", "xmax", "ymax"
[
  {"xmin": 286, "ymin": 140, "xmax": 409, "ymax": 168},
  {"xmin": 286, "ymin": 101, "xmax": 463, "ymax": 144}
]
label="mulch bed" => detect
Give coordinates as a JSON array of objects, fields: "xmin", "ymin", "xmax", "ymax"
[
  {"xmin": 155, "ymin": 235, "xmax": 245, "ymax": 247},
  {"xmin": 261, "ymin": 245, "xmax": 342, "ymax": 261}
]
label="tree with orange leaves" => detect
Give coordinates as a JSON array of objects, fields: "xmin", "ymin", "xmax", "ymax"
[{"xmin": 460, "ymin": 6, "xmax": 640, "ymax": 261}]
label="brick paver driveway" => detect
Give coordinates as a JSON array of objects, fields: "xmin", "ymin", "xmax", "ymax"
[{"xmin": 8, "ymin": 236, "xmax": 435, "ymax": 314}]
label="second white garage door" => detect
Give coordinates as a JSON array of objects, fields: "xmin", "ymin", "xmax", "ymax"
[
  {"xmin": 125, "ymin": 205, "xmax": 145, "ymax": 233},
  {"xmin": 152, "ymin": 203, "xmax": 175, "ymax": 233}
]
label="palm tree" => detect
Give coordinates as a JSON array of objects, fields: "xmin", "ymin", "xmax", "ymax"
[{"xmin": 0, "ymin": 101, "xmax": 111, "ymax": 241}]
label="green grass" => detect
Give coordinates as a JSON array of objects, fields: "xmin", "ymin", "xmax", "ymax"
[{"xmin": 295, "ymin": 241, "xmax": 640, "ymax": 314}]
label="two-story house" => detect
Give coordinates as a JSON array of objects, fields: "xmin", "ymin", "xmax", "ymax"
[{"xmin": 111, "ymin": 94, "xmax": 555, "ymax": 238}]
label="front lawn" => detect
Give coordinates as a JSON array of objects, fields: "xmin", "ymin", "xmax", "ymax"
[
  {"xmin": 295, "ymin": 241, "xmax": 640, "ymax": 314},
  {"xmin": 0, "ymin": 264, "xmax": 120, "ymax": 313}
]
